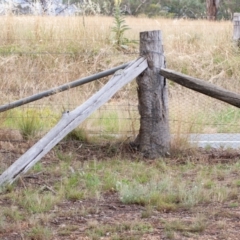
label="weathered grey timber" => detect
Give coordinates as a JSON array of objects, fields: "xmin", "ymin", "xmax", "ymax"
[
  {"xmin": 135, "ymin": 30, "xmax": 170, "ymax": 159},
  {"xmin": 233, "ymin": 13, "xmax": 240, "ymax": 46},
  {"xmin": 0, "ymin": 57, "xmax": 148, "ymax": 188},
  {"xmin": 0, "ymin": 62, "xmax": 131, "ymax": 113},
  {"xmin": 160, "ymin": 68, "xmax": 240, "ymax": 108}
]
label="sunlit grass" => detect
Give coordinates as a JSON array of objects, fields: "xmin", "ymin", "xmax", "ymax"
[
  {"xmin": 3, "ymin": 155, "xmax": 240, "ymax": 214},
  {"xmin": 0, "ymin": 16, "xmax": 239, "ymax": 140},
  {"xmin": 1, "ymin": 143, "xmax": 240, "ymax": 238}
]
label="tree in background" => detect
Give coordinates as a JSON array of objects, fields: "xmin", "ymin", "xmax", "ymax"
[
  {"xmin": 218, "ymin": 0, "xmax": 240, "ymax": 19},
  {"xmin": 63, "ymin": 0, "xmax": 240, "ymax": 20},
  {"xmin": 159, "ymin": 0, "xmax": 205, "ymax": 18},
  {"xmin": 206, "ymin": 0, "xmax": 220, "ymax": 20}
]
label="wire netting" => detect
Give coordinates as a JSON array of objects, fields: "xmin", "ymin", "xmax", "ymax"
[{"xmin": 1, "ymin": 17, "xmax": 240, "ymax": 150}]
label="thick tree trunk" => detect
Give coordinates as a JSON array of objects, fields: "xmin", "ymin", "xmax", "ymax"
[
  {"xmin": 135, "ymin": 30, "xmax": 170, "ymax": 159},
  {"xmin": 206, "ymin": 0, "xmax": 219, "ymax": 20}
]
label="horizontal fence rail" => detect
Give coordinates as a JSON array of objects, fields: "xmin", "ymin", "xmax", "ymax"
[
  {"xmin": 0, "ymin": 57, "xmax": 148, "ymax": 187},
  {"xmin": 160, "ymin": 68, "xmax": 240, "ymax": 108},
  {"xmin": 1, "ymin": 23, "xmax": 240, "ymax": 157},
  {"xmin": 0, "ymin": 62, "xmax": 131, "ymax": 113}
]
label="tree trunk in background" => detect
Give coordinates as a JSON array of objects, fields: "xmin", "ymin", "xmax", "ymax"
[
  {"xmin": 206, "ymin": 0, "xmax": 220, "ymax": 20},
  {"xmin": 134, "ymin": 30, "xmax": 170, "ymax": 159}
]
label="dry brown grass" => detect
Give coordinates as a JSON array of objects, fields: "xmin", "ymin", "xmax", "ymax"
[
  {"xmin": 0, "ymin": 16, "xmax": 239, "ymax": 137},
  {"xmin": 0, "ymin": 16, "xmax": 237, "ymax": 86}
]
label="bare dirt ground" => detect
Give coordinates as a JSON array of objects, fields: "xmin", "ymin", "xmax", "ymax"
[
  {"xmin": 51, "ymin": 195, "xmax": 240, "ymax": 240},
  {"xmin": 1, "ymin": 141, "xmax": 240, "ymax": 240}
]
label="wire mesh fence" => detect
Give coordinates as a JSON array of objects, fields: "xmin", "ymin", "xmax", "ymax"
[
  {"xmin": 1, "ymin": 50, "xmax": 240, "ymax": 150},
  {"xmin": 1, "ymin": 17, "xmax": 240, "ymax": 150},
  {"xmin": 0, "ymin": 49, "xmax": 140, "ymax": 144}
]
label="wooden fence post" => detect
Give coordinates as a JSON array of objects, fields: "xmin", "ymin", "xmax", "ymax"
[
  {"xmin": 135, "ymin": 30, "xmax": 170, "ymax": 159},
  {"xmin": 233, "ymin": 13, "xmax": 240, "ymax": 46}
]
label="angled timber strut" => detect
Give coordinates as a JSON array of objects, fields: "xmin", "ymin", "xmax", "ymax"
[
  {"xmin": 0, "ymin": 57, "xmax": 148, "ymax": 188},
  {"xmin": 160, "ymin": 68, "xmax": 240, "ymax": 108}
]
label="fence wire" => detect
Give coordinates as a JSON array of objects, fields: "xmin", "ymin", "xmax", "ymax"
[{"xmin": 1, "ymin": 38, "xmax": 240, "ymax": 150}]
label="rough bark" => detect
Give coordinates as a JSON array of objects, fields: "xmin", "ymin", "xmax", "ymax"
[
  {"xmin": 206, "ymin": 0, "xmax": 219, "ymax": 20},
  {"xmin": 135, "ymin": 30, "xmax": 170, "ymax": 159}
]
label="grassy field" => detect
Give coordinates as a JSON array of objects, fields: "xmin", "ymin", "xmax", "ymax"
[
  {"xmin": 1, "ymin": 16, "xmax": 240, "ymax": 239},
  {"xmin": 0, "ymin": 16, "xmax": 240, "ymax": 138},
  {"xmin": 1, "ymin": 141, "xmax": 240, "ymax": 239}
]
